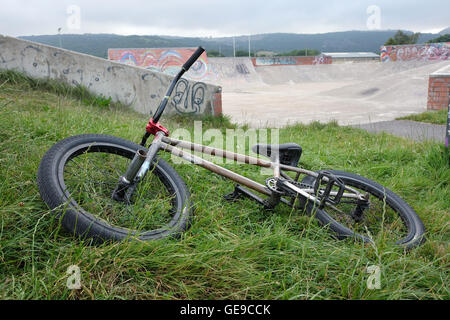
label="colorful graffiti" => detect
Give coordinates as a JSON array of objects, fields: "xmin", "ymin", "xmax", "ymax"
[
  {"xmin": 312, "ymin": 54, "xmax": 332, "ymax": 65},
  {"xmin": 108, "ymin": 48, "xmax": 209, "ymax": 80},
  {"xmin": 251, "ymin": 54, "xmax": 332, "ymax": 67},
  {"xmin": 380, "ymin": 43, "xmax": 450, "ymax": 62}
]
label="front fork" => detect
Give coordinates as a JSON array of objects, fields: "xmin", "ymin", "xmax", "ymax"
[{"xmin": 111, "ymin": 132, "xmax": 165, "ymax": 202}]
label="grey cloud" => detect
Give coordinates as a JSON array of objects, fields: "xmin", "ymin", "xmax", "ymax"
[{"xmin": 1, "ymin": 0, "xmax": 449, "ymax": 37}]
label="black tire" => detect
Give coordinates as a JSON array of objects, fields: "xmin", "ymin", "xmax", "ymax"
[
  {"xmin": 301, "ymin": 170, "xmax": 425, "ymax": 249},
  {"xmin": 37, "ymin": 134, "xmax": 192, "ymax": 243}
]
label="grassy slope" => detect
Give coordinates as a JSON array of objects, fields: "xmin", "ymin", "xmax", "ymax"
[
  {"xmin": 396, "ymin": 109, "xmax": 448, "ymax": 125},
  {"xmin": 0, "ymin": 74, "xmax": 449, "ymax": 300}
]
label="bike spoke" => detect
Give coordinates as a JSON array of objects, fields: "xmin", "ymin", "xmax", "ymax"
[{"xmin": 63, "ymin": 151, "xmax": 177, "ymax": 232}]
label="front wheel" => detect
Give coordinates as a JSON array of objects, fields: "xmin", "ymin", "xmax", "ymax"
[
  {"xmin": 301, "ymin": 170, "xmax": 425, "ymax": 249},
  {"xmin": 37, "ymin": 134, "xmax": 192, "ymax": 243}
]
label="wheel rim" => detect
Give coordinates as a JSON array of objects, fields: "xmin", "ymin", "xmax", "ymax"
[{"xmin": 58, "ymin": 142, "xmax": 182, "ymax": 235}]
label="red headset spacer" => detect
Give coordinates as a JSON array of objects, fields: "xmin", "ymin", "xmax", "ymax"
[{"xmin": 146, "ymin": 118, "xmax": 170, "ymax": 136}]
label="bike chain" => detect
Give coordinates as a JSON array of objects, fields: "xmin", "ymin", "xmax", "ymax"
[{"xmin": 266, "ymin": 178, "xmax": 314, "ymax": 196}]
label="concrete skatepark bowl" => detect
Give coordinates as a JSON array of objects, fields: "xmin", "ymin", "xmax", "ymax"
[{"xmin": 206, "ymin": 58, "xmax": 450, "ymax": 128}]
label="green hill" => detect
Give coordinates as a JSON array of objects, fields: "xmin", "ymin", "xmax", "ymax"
[{"xmin": 19, "ymin": 30, "xmax": 439, "ymax": 58}]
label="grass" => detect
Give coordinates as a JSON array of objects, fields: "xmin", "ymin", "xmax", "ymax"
[
  {"xmin": 0, "ymin": 70, "xmax": 114, "ymax": 108},
  {"xmin": 0, "ymin": 71, "xmax": 449, "ymax": 300},
  {"xmin": 396, "ymin": 108, "xmax": 448, "ymax": 125}
]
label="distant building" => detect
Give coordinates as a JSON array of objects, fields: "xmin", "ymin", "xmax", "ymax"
[{"xmin": 322, "ymin": 52, "xmax": 380, "ymax": 63}]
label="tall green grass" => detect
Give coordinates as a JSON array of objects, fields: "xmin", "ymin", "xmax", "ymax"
[
  {"xmin": 0, "ymin": 70, "xmax": 448, "ymax": 299},
  {"xmin": 396, "ymin": 109, "xmax": 448, "ymax": 125},
  {"xmin": 0, "ymin": 70, "xmax": 113, "ymax": 108}
]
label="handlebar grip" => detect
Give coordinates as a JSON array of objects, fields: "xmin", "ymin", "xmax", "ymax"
[{"xmin": 182, "ymin": 46, "xmax": 205, "ymax": 72}]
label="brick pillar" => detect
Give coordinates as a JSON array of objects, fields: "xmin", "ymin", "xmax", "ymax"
[
  {"xmin": 212, "ymin": 90, "xmax": 223, "ymax": 116},
  {"xmin": 427, "ymin": 76, "xmax": 450, "ymax": 111}
]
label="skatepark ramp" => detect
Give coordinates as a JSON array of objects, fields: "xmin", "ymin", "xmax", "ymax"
[
  {"xmin": 205, "ymin": 57, "xmax": 263, "ymax": 88},
  {"xmin": 210, "ymin": 57, "xmax": 450, "ymax": 127}
]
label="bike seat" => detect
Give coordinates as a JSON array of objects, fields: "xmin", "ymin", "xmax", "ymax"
[{"xmin": 252, "ymin": 143, "xmax": 302, "ymax": 167}]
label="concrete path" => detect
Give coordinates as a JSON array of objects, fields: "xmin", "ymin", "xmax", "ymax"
[{"xmin": 352, "ymin": 120, "xmax": 446, "ymax": 142}]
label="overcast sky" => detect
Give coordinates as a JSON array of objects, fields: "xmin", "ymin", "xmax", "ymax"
[{"xmin": 1, "ymin": 0, "xmax": 449, "ymax": 37}]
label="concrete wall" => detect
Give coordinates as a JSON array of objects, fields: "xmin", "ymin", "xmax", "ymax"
[
  {"xmin": 331, "ymin": 57, "xmax": 379, "ymax": 64},
  {"xmin": 251, "ymin": 55, "xmax": 332, "ymax": 67},
  {"xmin": 381, "ymin": 43, "xmax": 450, "ymax": 62},
  {"xmin": 0, "ymin": 35, "xmax": 222, "ymax": 116},
  {"xmin": 427, "ymin": 64, "xmax": 450, "ymax": 111}
]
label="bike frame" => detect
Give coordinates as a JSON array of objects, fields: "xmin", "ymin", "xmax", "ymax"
[
  {"xmin": 136, "ymin": 131, "xmax": 367, "ymax": 209},
  {"xmin": 115, "ymin": 47, "xmax": 367, "ymax": 208}
]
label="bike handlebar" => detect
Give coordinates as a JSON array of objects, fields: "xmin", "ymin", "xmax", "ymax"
[{"xmin": 182, "ymin": 46, "xmax": 205, "ymax": 72}]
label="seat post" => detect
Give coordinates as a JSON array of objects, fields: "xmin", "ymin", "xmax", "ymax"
[
  {"xmin": 271, "ymin": 149, "xmax": 280, "ymax": 178},
  {"xmin": 268, "ymin": 149, "xmax": 282, "ymax": 208}
]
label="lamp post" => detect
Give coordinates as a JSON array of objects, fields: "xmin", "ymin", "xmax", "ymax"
[{"xmin": 233, "ymin": 36, "xmax": 236, "ymax": 58}]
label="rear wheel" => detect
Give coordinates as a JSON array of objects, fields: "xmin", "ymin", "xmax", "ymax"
[
  {"xmin": 301, "ymin": 170, "xmax": 425, "ymax": 249},
  {"xmin": 37, "ymin": 134, "xmax": 192, "ymax": 243}
]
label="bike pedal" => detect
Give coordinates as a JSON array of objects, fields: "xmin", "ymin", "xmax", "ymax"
[
  {"xmin": 223, "ymin": 185, "xmax": 243, "ymax": 201},
  {"xmin": 314, "ymin": 171, "xmax": 345, "ymax": 207},
  {"xmin": 111, "ymin": 176, "xmax": 130, "ymax": 202}
]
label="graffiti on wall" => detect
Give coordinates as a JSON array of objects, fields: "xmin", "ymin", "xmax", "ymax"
[
  {"xmin": 108, "ymin": 48, "xmax": 209, "ymax": 80},
  {"xmin": 5, "ymin": 42, "xmax": 213, "ymax": 116},
  {"xmin": 380, "ymin": 43, "xmax": 450, "ymax": 62},
  {"xmin": 251, "ymin": 54, "xmax": 332, "ymax": 67},
  {"xmin": 236, "ymin": 63, "xmax": 250, "ymax": 74},
  {"xmin": 254, "ymin": 56, "xmax": 298, "ymax": 66},
  {"xmin": 312, "ymin": 54, "xmax": 332, "ymax": 65},
  {"xmin": 171, "ymin": 79, "xmax": 207, "ymax": 114},
  {"xmin": 205, "ymin": 61, "xmax": 253, "ymax": 82}
]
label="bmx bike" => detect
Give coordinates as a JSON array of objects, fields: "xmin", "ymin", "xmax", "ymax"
[{"xmin": 37, "ymin": 47, "xmax": 425, "ymax": 249}]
